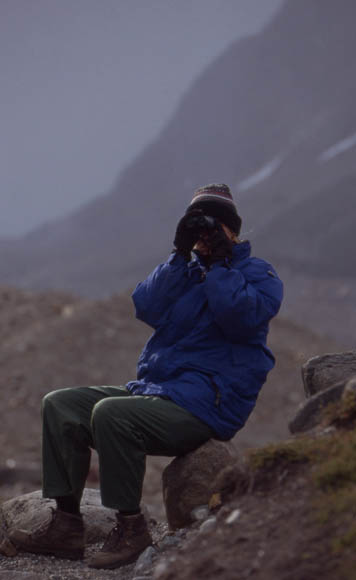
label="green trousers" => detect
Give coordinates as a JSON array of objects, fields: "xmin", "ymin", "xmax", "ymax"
[{"xmin": 42, "ymin": 386, "xmax": 214, "ymax": 511}]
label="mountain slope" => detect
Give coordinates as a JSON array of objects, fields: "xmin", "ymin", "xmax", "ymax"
[
  {"xmin": 0, "ymin": 0, "xmax": 355, "ymax": 342},
  {"xmin": 253, "ymin": 175, "xmax": 356, "ymax": 277}
]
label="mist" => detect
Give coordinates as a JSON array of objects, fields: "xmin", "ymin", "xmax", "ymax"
[{"xmin": 0, "ymin": 0, "xmax": 283, "ymax": 236}]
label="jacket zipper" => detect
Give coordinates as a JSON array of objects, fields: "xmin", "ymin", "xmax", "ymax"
[{"xmin": 210, "ymin": 377, "xmax": 221, "ymax": 408}]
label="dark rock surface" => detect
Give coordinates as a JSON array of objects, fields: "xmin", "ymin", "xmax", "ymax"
[
  {"xmin": 211, "ymin": 462, "xmax": 249, "ymax": 504},
  {"xmin": 289, "ymin": 380, "xmax": 346, "ymax": 434},
  {"xmin": 162, "ymin": 440, "xmax": 238, "ymax": 530},
  {"xmin": 302, "ymin": 352, "xmax": 356, "ymax": 396},
  {"xmin": 342, "ymin": 376, "xmax": 356, "ymax": 398}
]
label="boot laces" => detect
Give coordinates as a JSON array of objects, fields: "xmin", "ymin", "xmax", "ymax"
[{"xmin": 101, "ymin": 524, "xmax": 123, "ymax": 552}]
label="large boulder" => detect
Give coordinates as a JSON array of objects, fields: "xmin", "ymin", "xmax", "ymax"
[
  {"xmin": 162, "ymin": 439, "xmax": 241, "ymax": 530},
  {"xmin": 0, "ymin": 488, "xmax": 116, "ymax": 554},
  {"xmin": 289, "ymin": 380, "xmax": 346, "ymax": 434},
  {"xmin": 302, "ymin": 351, "xmax": 356, "ymax": 397}
]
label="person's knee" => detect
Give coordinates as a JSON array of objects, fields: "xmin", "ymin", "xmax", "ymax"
[
  {"xmin": 91, "ymin": 398, "xmax": 113, "ymax": 428},
  {"xmin": 91, "ymin": 397, "xmax": 134, "ymax": 429},
  {"xmin": 42, "ymin": 389, "xmax": 63, "ymax": 412},
  {"xmin": 41, "ymin": 388, "xmax": 76, "ymax": 415}
]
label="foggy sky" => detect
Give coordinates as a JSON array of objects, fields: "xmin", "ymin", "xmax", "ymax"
[{"xmin": 0, "ymin": 0, "xmax": 284, "ymax": 237}]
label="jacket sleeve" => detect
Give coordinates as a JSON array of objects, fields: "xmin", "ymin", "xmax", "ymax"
[
  {"xmin": 132, "ymin": 252, "xmax": 191, "ymax": 329},
  {"xmin": 203, "ymin": 261, "xmax": 283, "ymax": 342}
]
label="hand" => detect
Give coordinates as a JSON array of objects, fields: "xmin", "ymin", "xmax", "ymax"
[
  {"xmin": 207, "ymin": 223, "xmax": 233, "ymax": 263},
  {"xmin": 173, "ymin": 209, "xmax": 204, "ymax": 259}
]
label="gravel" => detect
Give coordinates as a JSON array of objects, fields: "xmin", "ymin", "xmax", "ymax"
[{"xmin": 0, "ymin": 521, "xmax": 182, "ymax": 580}]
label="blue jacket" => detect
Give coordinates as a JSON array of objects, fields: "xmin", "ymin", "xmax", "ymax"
[{"xmin": 126, "ymin": 241, "xmax": 283, "ymax": 440}]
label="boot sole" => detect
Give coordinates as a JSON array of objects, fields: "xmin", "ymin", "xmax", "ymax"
[
  {"xmin": 88, "ymin": 544, "xmax": 152, "ymax": 569},
  {"xmin": 89, "ymin": 553, "xmax": 141, "ymax": 569}
]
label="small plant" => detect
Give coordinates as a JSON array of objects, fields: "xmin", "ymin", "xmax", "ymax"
[
  {"xmin": 310, "ymin": 430, "xmax": 356, "ymax": 568},
  {"xmin": 247, "ymin": 436, "xmax": 325, "ymax": 473},
  {"xmin": 322, "ymin": 389, "xmax": 356, "ymax": 429},
  {"xmin": 313, "ymin": 431, "xmax": 356, "ymax": 491},
  {"xmin": 243, "ymin": 427, "xmax": 356, "ymax": 577}
]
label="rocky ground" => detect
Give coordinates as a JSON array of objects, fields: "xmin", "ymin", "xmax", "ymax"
[
  {"xmin": 0, "ymin": 515, "xmax": 170, "ymax": 580},
  {"xmin": 0, "ymin": 285, "xmax": 345, "ymax": 578},
  {"xmin": 153, "ymin": 430, "xmax": 356, "ymax": 580},
  {"xmin": 3, "ymin": 427, "xmax": 356, "ymax": 580}
]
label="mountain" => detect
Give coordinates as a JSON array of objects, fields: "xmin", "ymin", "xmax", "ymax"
[
  {"xmin": 254, "ymin": 175, "xmax": 356, "ymax": 277},
  {"xmin": 0, "ymin": 0, "xmax": 356, "ymax": 342}
]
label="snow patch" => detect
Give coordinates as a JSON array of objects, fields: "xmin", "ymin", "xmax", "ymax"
[
  {"xmin": 237, "ymin": 156, "xmax": 283, "ymax": 193},
  {"xmin": 318, "ymin": 132, "xmax": 356, "ymax": 162}
]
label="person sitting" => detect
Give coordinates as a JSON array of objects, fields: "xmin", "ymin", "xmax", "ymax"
[{"xmin": 10, "ymin": 183, "xmax": 283, "ymax": 569}]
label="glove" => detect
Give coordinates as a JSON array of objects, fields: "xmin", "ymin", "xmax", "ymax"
[
  {"xmin": 173, "ymin": 209, "xmax": 204, "ymax": 260},
  {"xmin": 207, "ymin": 223, "xmax": 233, "ymax": 263}
]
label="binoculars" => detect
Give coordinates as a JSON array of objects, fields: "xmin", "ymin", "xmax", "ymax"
[{"xmin": 185, "ymin": 214, "xmax": 216, "ymax": 231}]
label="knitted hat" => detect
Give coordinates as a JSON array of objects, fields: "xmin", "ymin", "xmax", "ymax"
[{"xmin": 187, "ymin": 183, "xmax": 242, "ymax": 235}]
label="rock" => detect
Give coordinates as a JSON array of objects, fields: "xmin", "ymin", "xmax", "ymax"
[
  {"xmin": 191, "ymin": 505, "xmax": 209, "ymax": 522},
  {"xmin": 0, "ymin": 488, "xmax": 116, "ymax": 545},
  {"xmin": 162, "ymin": 439, "xmax": 238, "ymax": 530},
  {"xmin": 225, "ymin": 508, "xmax": 241, "ymax": 524},
  {"xmin": 199, "ymin": 516, "xmax": 216, "ymax": 534},
  {"xmin": 211, "ymin": 462, "xmax": 249, "ymax": 503},
  {"xmin": 134, "ymin": 545, "xmax": 157, "ymax": 575},
  {"xmin": 302, "ymin": 351, "xmax": 356, "ymax": 396},
  {"xmin": 158, "ymin": 531, "xmax": 183, "ymax": 550},
  {"xmin": 154, "ymin": 560, "xmax": 169, "ymax": 579},
  {"xmin": 0, "ymin": 536, "xmax": 17, "ymax": 556},
  {"xmin": 342, "ymin": 376, "xmax": 356, "ymax": 398},
  {"xmin": 289, "ymin": 381, "xmax": 346, "ymax": 434}
]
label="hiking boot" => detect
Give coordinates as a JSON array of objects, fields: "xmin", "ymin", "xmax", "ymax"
[
  {"xmin": 88, "ymin": 512, "xmax": 152, "ymax": 569},
  {"xmin": 9, "ymin": 508, "xmax": 85, "ymax": 560}
]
